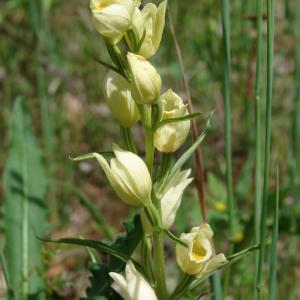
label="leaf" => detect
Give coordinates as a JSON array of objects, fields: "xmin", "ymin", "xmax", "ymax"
[
  {"xmin": 94, "ymin": 56, "xmax": 124, "ymax": 77},
  {"xmin": 70, "ymin": 151, "xmax": 114, "ymax": 161},
  {"xmin": 3, "ymin": 99, "xmax": 48, "ymax": 299},
  {"xmin": 108, "ymin": 214, "xmax": 143, "ymax": 272},
  {"xmin": 154, "ymin": 112, "xmax": 202, "ymax": 131}
]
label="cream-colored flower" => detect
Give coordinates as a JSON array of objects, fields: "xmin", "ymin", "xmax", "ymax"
[
  {"xmin": 93, "ymin": 144, "xmax": 152, "ymax": 206},
  {"xmin": 127, "ymin": 52, "xmax": 161, "ymax": 104},
  {"xmin": 109, "ymin": 261, "xmax": 158, "ymax": 300},
  {"xmin": 128, "ymin": 1, "xmax": 167, "ymax": 58},
  {"xmin": 154, "ymin": 89, "xmax": 190, "ymax": 153},
  {"xmin": 161, "ymin": 169, "xmax": 193, "ymax": 228},
  {"xmin": 104, "ymin": 71, "xmax": 139, "ymax": 127},
  {"xmin": 90, "ymin": 0, "xmax": 135, "ymax": 44},
  {"xmin": 176, "ymin": 224, "xmax": 227, "ymax": 276}
]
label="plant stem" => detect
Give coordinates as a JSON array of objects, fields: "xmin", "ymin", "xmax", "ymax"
[
  {"xmin": 257, "ymin": 0, "xmax": 275, "ymax": 297},
  {"xmin": 142, "ymin": 104, "xmax": 168, "ymax": 299},
  {"xmin": 253, "ymin": 0, "xmax": 263, "ymax": 296},
  {"xmin": 220, "ymin": 0, "xmax": 235, "ymax": 294},
  {"xmin": 153, "ymin": 230, "xmax": 168, "ymax": 300}
]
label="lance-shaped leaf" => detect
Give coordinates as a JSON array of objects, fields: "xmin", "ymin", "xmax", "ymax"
[
  {"xmin": 154, "ymin": 112, "xmax": 202, "ymax": 131},
  {"xmin": 3, "ymin": 99, "xmax": 48, "ymax": 299}
]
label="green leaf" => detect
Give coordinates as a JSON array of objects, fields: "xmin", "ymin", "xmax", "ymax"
[
  {"xmin": 163, "ymin": 228, "xmax": 188, "ymax": 248},
  {"xmin": 154, "ymin": 112, "xmax": 202, "ymax": 131},
  {"xmin": 108, "ymin": 215, "xmax": 143, "ymax": 272},
  {"xmin": 70, "ymin": 151, "xmax": 114, "ymax": 161},
  {"xmin": 3, "ymin": 99, "xmax": 48, "ymax": 299},
  {"xmin": 94, "ymin": 56, "xmax": 124, "ymax": 77},
  {"xmin": 44, "ymin": 237, "xmax": 130, "ymax": 263}
]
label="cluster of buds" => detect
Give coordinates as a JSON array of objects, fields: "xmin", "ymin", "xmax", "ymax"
[{"xmin": 73, "ymin": 1, "xmax": 228, "ymax": 298}]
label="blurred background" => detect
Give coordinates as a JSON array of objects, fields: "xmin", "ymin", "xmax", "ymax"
[{"xmin": 0, "ymin": 0, "xmax": 299, "ymax": 299}]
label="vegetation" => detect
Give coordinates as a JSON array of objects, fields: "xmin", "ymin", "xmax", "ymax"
[{"xmin": 0, "ymin": 0, "xmax": 299, "ymax": 299}]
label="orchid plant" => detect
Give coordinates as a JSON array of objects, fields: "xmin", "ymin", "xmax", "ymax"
[{"xmin": 53, "ymin": 1, "xmax": 247, "ymax": 299}]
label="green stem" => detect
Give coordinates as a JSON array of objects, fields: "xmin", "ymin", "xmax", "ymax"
[
  {"xmin": 153, "ymin": 230, "xmax": 168, "ymax": 300},
  {"xmin": 253, "ymin": 0, "xmax": 263, "ymax": 296},
  {"xmin": 220, "ymin": 0, "xmax": 235, "ymax": 294},
  {"xmin": 142, "ymin": 104, "xmax": 167, "ymax": 298},
  {"xmin": 257, "ymin": 0, "xmax": 275, "ymax": 297}
]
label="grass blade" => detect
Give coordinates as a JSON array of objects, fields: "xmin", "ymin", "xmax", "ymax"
[
  {"xmin": 220, "ymin": 0, "xmax": 236, "ymax": 293},
  {"xmin": 254, "ymin": 0, "xmax": 263, "ymax": 295},
  {"xmin": 3, "ymin": 99, "xmax": 48, "ymax": 299},
  {"xmin": 256, "ymin": 0, "xmax": 276, "ymax": 297},
  {"xmin": 268, "ymin": 166, "xmax": 279, "ymax": 300}
]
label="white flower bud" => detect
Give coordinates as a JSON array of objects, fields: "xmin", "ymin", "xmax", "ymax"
[
  {"xmin": 161, "ymin": 169, "xmax": 193, "ymax": 228},
  {"xmin": 154, "ymin": 89, "xmax": 190, "ymax": 153},
  {"xmin": 109, "ymin": 261, "xmax": 158, "ymax": 300},
  {"xmin": 176, "ymin": 224, "xmax": 227, "ymax": 276},
  {"xmin": 129, "ymin": 0, "xmax": 167, "ymax": 58},
  {"xmin": 93, "ymin": 144, "xmax": 152, "ymax": 206},
  {"xmin": 104, "ymin": 71, "xmax": 140, "ymax": 128},
  {"xmin": 90, "ymin": 0, "xmax": 135, "ymax": 44},
  {"xmin": 127, "ymin": 52, "xmax": 161, "ymax": 104}
]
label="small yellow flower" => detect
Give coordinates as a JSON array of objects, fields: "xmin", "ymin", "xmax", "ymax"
[
  {"xmin": 234, "ymin": 231, "xmax": 244, "ymax": 243},
  {"xmin": 127, "ymin": 52, "xmax": 161, "ymax": 104},
  {"xmin": 154, "ymin": 89, "xmax": 190, "ymax": 153},
  {"xmin": 214, "ymin": 201, "xmax": 226, "ymax": 212},
  {"xmin": 104, "ymin": 71, "xmax": 140, "ymax": 128}
]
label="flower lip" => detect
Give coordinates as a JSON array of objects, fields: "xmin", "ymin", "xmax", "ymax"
[{"xmin": 189, "ymin": 236, "xmax": 213, "ymax": 263}]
